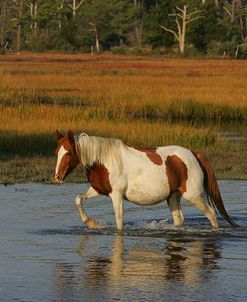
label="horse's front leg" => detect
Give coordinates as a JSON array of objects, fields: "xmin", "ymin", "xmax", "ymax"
[
  {"xmin": 75, "ymin": 186, "xmax": 101, "ymax": 229},
  {"xmin": 110, "ymin": 191, "xmax": 124, "ymax": 231}
]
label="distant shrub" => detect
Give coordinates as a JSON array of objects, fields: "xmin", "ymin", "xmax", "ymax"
[
  {"xmin": 184, "ymin": 44, "xmax": 203, "ymax": 58},
  {"xmin": 207, "ymin": 40, "xmax": 242, "ymax": 58},
  {"xmin": 0, "ymin": 48, "xmax": 6, "ymax": 55},
  {"xmin": 239, "ymin": 38, "xmax": 247, "ymax": 59},
  {"xmin": 111, "ymin": 46, "xmax": 128, "ymax": 54}
]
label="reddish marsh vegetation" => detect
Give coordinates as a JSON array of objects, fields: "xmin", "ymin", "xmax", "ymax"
[{"xmin": 0, "ymin": 53, "xmax": 246, "ymax": 183}]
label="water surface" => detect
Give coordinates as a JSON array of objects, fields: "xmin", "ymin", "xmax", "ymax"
[{"xmin": 0, "ymin": 181, "xmax": 246, "ymax": 302}]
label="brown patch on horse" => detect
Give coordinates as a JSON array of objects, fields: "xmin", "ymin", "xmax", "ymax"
[
  {"xmin": 134, "ymin": 147, "xmax": 163, "ymax": 165},
  {"xmin": 165, "ymin": 155, "xmax": 188, "ymax": 195},
  {"xmin": 86, "ymin": 164, "xmax": 112, "ymax": 196}
]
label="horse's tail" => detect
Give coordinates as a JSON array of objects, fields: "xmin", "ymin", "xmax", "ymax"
[{"xmin": 194, "ymin": 151, "xmax": 239, "ymax": 227}]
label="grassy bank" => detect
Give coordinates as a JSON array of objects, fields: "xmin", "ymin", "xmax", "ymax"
[
  {"xmin": 0, "ymin": 118, "xmax": 246, "ymax": 184},
  {"xmin": 0, "ymin": 53, "xmax": 246, "ymax": 183},
  {"xmin": 0, "ymin": 136, "xmax": 246, "ymax": 185}
]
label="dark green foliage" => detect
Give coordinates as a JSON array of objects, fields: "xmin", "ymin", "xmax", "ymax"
[{"xmin": 0, "ymin": 0, "xmax": 246, "ymax": 57}]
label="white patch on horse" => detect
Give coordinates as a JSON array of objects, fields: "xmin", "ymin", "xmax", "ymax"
[
  {"xmin": 120, "ymin": 146, "xmax": 169, "ymax": 205},
  {"xmin": 55, "ymin": 145, "xmax": 68, "ymax": 176}
]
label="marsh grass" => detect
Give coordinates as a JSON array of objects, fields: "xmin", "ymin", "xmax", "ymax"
[{"xmin": 0, "ymin": 53, "xmax": 246, "ymax": 183}]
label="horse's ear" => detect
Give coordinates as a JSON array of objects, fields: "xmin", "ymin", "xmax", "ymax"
[
  {"xmin": 55, "ymin": 130, "xmax": 64, "ymax": 141},
  {"xmin": 67, "ymin": 130, "xmax": 75, "ymax": 145}
]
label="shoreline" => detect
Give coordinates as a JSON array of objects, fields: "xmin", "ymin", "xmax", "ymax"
[{"xmin": 1, "ymin": 144, "xmax": 246, "ymax": 185}]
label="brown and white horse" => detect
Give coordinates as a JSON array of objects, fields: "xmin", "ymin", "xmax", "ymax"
[{"xmin": 53, "ymin": 130, "xmax": 238, "ymax": 230}]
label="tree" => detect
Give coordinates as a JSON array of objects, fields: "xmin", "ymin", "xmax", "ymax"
[
  {"xmin": 67, "ymin": 0, "xmax": 85, "ymax": 18},
  {"xmin": 26, "ymin": 1, "xmax": 38, "ymax": 35},
  {"xmin": 0, "ymin": 0, "xmax": 7, "ymax": 48},
  {"xmin": 89, "ymin": 22, "xmax": 100, "ymax": 52},
  {"xmin": 202, "ymin": 0, "xmax": 219, "ymax": 8},
  {"xmin": 13, "ymin": 0, "xmax": 24, "ymax": 52},
  {"xmin": 144, "ymin": 1, "xmax": 174, "ymax": 49},
  {"xmin": 133, "ymin": 0, "xmax": 144, "ymax": 49},
  {"xmin": 161, "ymin": 2, "xmax": 204, "ymax": 54}
]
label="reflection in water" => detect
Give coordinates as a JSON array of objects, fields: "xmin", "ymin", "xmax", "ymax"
[
  {"xmin": 53, "ymin": 234, "xmax": 221, "ymax": 300},
  {"xmin": 0, "ymin": 182, "xmax": 246, "ymax": 302},
  {"xmin": 54, "ymin": 263, "xmax": 77, "ymax": 302}
]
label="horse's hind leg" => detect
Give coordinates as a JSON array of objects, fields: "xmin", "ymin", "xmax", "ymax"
[
  {"xmin": 110, "ymin": 191, "xmax": 124, "ymax": 231},
  {"xmin": 75, "ymin": 186, "xmax": 100, "ymax": 229},
  {"xmin": 167, "ymin": 192, "xmax": 184, "ymax": 227},
  {"xmin": 184, "ymin": 194, "xmax": 219, "ymax": 228}
]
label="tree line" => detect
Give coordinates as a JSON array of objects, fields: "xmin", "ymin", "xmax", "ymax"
[{"xmin": 0, "ymin": 0, "xmax": 247, "ymax": 58}]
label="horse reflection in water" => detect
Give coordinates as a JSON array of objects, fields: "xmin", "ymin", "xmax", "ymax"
[
  {"xmin": 53, "ymin": 235, "xmax": 221, "ymax": 300},
  {"xmin": 84, "ymin": 236, "xmax": 220, "ymax": 286}
]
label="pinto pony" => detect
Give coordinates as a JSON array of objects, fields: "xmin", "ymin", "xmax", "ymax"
[{"xmin": 53, "ymin": 130, "xmax": 238, "ymax": 230}]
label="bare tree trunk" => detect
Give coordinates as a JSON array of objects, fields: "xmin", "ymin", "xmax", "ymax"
[
  {"xmin": 161, "ymin": 5, "xmax": 203, "ymax": 55},
  {"xmin": 89, "ymin": 22, "xmax": 100, "ymax": 52},
  {"xmin": 180, "ymin": 5, "xmax": 187, "ymax": 54},
  {"xmin": 58, "ymin": 0, "xmax": 64, "ymax": 29},
  {"xmin": 231, "ymin": 0, "xmax": 237, "ymax": 23},
  {"xmin": 0, "ymin": 0, "xmax": 7, "ymax": 48},
  {"xmin": 237, "ymin": 0, "xmax": 245, "ymax": 40},
  {"xmin": 13, "ymin": 0, "xmax": 23, "ymax": 52},
  {"xmin": 72, "ymin": 0, "xmax": 76, "ymax": 17},
  {"xmin": 133, "ymin": 0, "xmax": 144, "ymax": 49},
  {"xmin": 34, "ymin": 2, "xmax": 37, "ymax": 34},
  {"xmin": 29, "ymin": 1, "xmax": 38, "ymax": 35},
  {"xmin": 17, "ymin": 0, "xmax": 23, "ymax": 52},
  {"xmin": 224, "ymin": 0, "xmax": 246, "ymax": 40},
  {"xmin": 69, "ymin": 0, "xmax": 84, "ymax": 19}
]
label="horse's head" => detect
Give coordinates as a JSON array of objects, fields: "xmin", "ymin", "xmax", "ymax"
[{"xmin": 53, "ymin": 130, "xmax": 80, "ymax": 184}]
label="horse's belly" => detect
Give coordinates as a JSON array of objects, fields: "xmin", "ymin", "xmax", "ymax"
[{"xmin": 125, "ymin": 181, "xmax": 169, "ymax": 205}]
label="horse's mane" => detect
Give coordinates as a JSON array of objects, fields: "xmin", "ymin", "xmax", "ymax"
[{"xmin": 76, "ymin": 133, "xmax": 125, "ymax": 170}]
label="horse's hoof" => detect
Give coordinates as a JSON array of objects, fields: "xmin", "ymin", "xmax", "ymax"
[{"xmin": 85, "ymin": 218, "xmax": 101, "ymax": 229}]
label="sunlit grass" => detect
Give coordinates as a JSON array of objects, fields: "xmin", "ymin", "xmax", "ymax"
[
  {"xmin": 0, "ymin": 53, "xmax": 246, "ymax": 182},
  {"xmin": 0, "ymin": 103, "xmax": 218, "ymax": 156},
  {"xmin": 0, "ymin": 54, "xmax": 246, "ymax": 122}
]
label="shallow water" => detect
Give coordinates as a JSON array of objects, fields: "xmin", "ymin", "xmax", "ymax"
[{"xmin": 0, "ymin": 181, "xmax": 246, "ymax": 302}]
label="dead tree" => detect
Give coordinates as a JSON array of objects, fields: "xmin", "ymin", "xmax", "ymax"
[
  {"xmin": 133, "ymin": 0, "xmax": 144, "ymax": 49},
  {"xmin": 224, "ymin": 0, "xmax": 247, "ymax": 40},
  {"xmin": 27, "ymin": 1, "xmax": 38, "ymax": 35},
  {"xmin": 89, "ymin": 22, "xmax": 100, "ymax": 53},
  {"xmin": 68, "ymin": 0, "xmax": 85, "ymax": 18},
  {"xmin": 0, "ymin": 0, "xmax": 7, "ymax": 48},
  {"xmin": 12, "ymin": 0, "xmax": 23, "ymax": 52},
  {"xmin": 161, "ymin": 4, "xmax": 203, "ymax": 55}
]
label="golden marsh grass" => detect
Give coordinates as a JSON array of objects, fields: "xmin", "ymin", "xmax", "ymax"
[{"xmin": 0, "ymin": 53, "xmax": 246, "ymax": 182}]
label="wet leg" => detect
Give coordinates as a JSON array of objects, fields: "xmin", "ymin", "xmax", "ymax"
[
  {"xmin": 110, "ymin": 191, "xmax": 124, "ymax": 231},
  {"xmin": 167, "ymin": 192, "xmax": 184, "ymax": 226},
  {"xmin": 185, "ymin": 195, "xmax": 219, "ymax": 228},
  {"xmin": 75, "ymin": 186, "xmax": 101, "ymax": 229}
]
